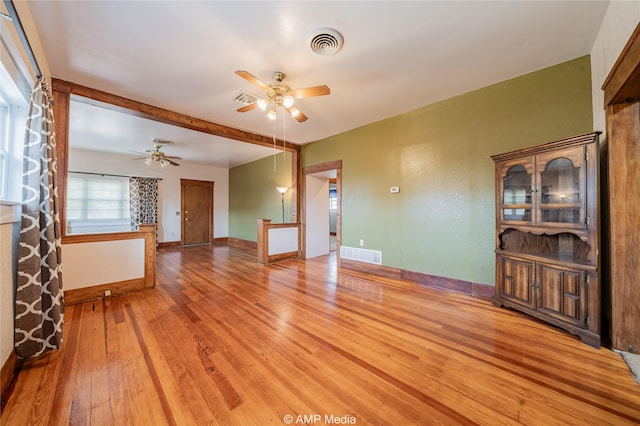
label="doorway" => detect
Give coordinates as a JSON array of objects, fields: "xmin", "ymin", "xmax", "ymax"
[
  {"xmin": 302, "ymin": 160, "xmax": 342, "ymax": 261},
  {"xmin": 329, "ymin": 178, "xmax": 337, "ymax": 252},
  {"xmin": 181, "ymin": 179, "xmax": 214, "ymax": 246}
]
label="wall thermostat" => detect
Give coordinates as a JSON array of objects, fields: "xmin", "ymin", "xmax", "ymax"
[{"xmin": 390, "ymin": 187, "xmax": 400, "ymax": 193}]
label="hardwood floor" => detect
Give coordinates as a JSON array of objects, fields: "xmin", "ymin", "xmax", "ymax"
[{"xmin": 2, "ymin": 245, "xmax": 639, "ymax": 425}]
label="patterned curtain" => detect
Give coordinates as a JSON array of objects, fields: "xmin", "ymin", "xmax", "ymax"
[
  {"xmin": 129, "ymin": 177, "xmax": 158, "ymax": 233},
  {"xmin": 15, "ymin": 78, "xmax": 64, "ymax": 359}
]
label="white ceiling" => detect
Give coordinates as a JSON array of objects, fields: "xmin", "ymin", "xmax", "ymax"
[{"xmin": 27, "ymin": 1, "xmax": 609, "ymax": 167}]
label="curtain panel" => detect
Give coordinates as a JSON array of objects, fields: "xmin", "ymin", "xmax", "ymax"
[
  {"xmin": 15, "ymin": 77, "xmax": 64, "ymax": 358},
  {"xmin": 129, "ymin": 177, "xmax": 158, "ymax": 236}
]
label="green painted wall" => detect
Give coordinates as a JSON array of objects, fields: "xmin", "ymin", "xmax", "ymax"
[
  {"xmin": 302, "ymin": 56, "xmax": 593, "ymax": 286},
  {"xmin": 229, "ymin": 153, "xmax": 293, "ymax": 241}
]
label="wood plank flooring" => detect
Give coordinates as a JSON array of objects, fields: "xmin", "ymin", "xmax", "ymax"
[{"xmin": 2, "ymin": 245, "xmax": 639, "ymax": 425}]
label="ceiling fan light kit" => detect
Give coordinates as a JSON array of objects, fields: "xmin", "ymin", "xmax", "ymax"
[
  {"xmin": 133, "ymin": 138, "xmax": 182, "ymax": 167},
  {"xmin": 288, "ymin": 107, "xmax": 301, "ymax": 118},
  {"xmin": 234, "ymin": 70, "xmax": 330, "ymax": 123},
  {"xmin": 232, "ymin": 30, "xmax": 340, "ymax": 170},
  {"xmin": 282, "ymin": 95, "xmax": 294, "ymax": 108}
]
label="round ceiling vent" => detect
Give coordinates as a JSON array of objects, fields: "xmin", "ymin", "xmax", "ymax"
[{"xmin": 308, "ymin": 28, "xmax": 344, "ymax": 56}]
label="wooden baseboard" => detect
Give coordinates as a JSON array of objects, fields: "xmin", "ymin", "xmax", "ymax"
[
  {"xmin": 340, "ymin": 258, "xmax": 402, "ymax": 280},
  {"xmin": 265, "ymin": 251, "xmax": 300, "ymax": 264},
  {"xmin": 213, "ymin": 237, "xmax": 228, "ymax": 246},
  {"xmin": 472, "ymin": 282, "xmax": 496, "ymax": 298},
  {"xmin": 227, "ymin": 237, "xmax": 257, "ymax": 252},
  {"xmin": 1, "ymin": 351, "xmax": 22, "ymax": 412},
  {"xmin": 64, "ymin": 277, "xmax": 154, "ymax": 305},
  {"xmin": 402, "ymin": 269, "xmax": 472, "ymax": 293},
  {"xmin": 158, "ymin": 238, "xmax": 228, "ymax": 249},
  {"xmin": 340, "ymin": 258, "xmax": 494, "ymax": 299},
  {"xmin": 157, "ymin": 241, "xmax": 182, "ymax": 249}
]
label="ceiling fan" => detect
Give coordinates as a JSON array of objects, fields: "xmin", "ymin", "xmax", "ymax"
[
  {"xmin": 133, "ymin": 139, "xmax": 181, "ymax": 167},
  {"xmin": 235, "ymin": 70, "xmax": 330, "ymax": 122}
]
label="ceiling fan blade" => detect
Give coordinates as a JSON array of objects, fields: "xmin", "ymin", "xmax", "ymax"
[
  {"xmin": 235, "ymin": 70, "xmax": 271, "ymax": 92},
  {"xmin": 167, "ymin": 159, "xmax": 180, "ymax": 166},
  {"xmin": 286, "ymin": 107, "xmax": 308, "ymax": 122},
  {"xmin": 236, "ymin": 103, "xmax": 258, "ymax": 113},
  {"xmin": 288, "ymin": 85, "xmax": 330, "ymax": 99},
  {"xmin": 132, "ymin": 157, "xmax": 148, "ymax": 160},
  {"xmin": 165, "ymin": 156, "xmax": 183, "ymax": 160}
]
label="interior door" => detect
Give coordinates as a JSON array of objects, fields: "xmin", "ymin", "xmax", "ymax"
[{"xmin": 181, "ymin": 179, "xmax": 214, "ymax": 246}]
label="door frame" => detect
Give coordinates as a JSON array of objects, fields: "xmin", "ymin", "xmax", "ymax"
[
  {"xmin": 301, "ymin": 160, "xmax": 342, "ymax": 262},
  {"xmin": 601, "ymin": 23, "xmax": 640, "ymax": 351},
  {"xmin": 180, "ymin": 179, "xmax": 214, "ymax": 246}
]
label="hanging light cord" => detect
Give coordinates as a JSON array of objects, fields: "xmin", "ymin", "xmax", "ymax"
[
  {"xmin": 282, "ymin": 109, "xmax": 286, "ymax": 162},
  {"xmin": 273, "ymin": 110, "xmax": 277, "ymax": 172},
  {"xmin": 272, "ymin": 106, "xmax": 289, "ymax": 172}
]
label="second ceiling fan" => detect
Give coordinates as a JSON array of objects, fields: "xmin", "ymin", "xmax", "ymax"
[{"xmin": 235, "ymin": 70, "xmax": 330, "ymax": 122}]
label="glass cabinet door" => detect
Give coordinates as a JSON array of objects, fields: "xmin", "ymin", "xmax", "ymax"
[
  {"xmin": 501, "ymin": 163, "xmax": 533, "ymax": 223},
  {"xmin": 537, "ymin": 147, "xmax": 585, "ymax": 228}
]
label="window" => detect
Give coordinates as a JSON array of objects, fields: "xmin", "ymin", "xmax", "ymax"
[
  {"xmin": 329, "ymin": 188, "xmax": 337, "ymax": 210},
  {"xmin": 0, "ymin": 61, "xmax": 29, "ymax": 202},
  {"xmin": 66, "ymin": 173, "xmax": 131, "ymax": 234},
  {"xmin": 0, "ymin": 102, "xmax": 9, "ymax": 198}
]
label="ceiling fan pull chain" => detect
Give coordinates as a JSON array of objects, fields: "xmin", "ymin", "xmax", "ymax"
[{"xmin": 273, "ymin": 113, "xmax": 277, "ymax": 172}]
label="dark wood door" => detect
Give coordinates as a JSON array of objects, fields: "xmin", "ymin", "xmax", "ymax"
[{"xmin": 181, "ymin": 179, "xmax": 213, "ymax": 246}]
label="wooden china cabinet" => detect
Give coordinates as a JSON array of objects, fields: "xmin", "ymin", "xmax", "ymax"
[{"xmin": 491, "ymin": 132, "xmax": 601, "ymax": 348}]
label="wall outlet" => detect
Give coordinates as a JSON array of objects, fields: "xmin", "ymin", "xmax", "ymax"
[
  {"xmin": 359, "ymin": 239, "xmax": 364, "ymax": 247},
  {"xmin": 104, "ymin": 290, "xmax": 111, "ymax": 297}
]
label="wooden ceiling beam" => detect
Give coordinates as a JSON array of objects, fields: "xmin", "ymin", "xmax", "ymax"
[{"xmin": 51, "ymin": 78, "xmax": 300, "ymax": 152}]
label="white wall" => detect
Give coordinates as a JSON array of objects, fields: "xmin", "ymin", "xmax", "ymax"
[
  {"xmin": 268, "ymin": 227, "xmax": 299, "ymax": 255},
  {"xmin": 62, "ymin": 239, "xmax": 145, "ymax": 290},
  {"xmin": 591, "ymin": 1, "xmax": 640, "ymax": 134},
  {"xmin": 69, "ymin": 148, "xmax": 229, "ymax": 241}
]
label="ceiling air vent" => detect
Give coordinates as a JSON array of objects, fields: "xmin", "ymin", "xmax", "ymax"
[
  {"xmin": 308, "ymin": 28, "xmax": 343, "ymax": 56},
  {"xmin": 233, "ymin": 89, "xmax": 261, "ymax": 105}
]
